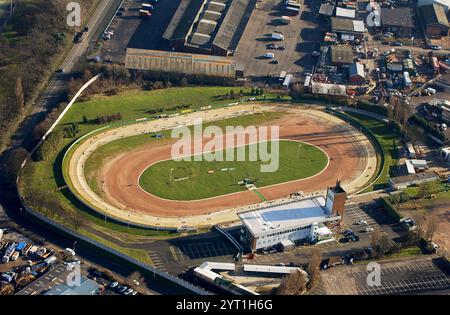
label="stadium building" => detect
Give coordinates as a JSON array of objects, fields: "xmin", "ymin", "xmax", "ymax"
[
  {"xmin": 125, "ymin": 0, "xmax": 256, "ymax": 77},
  {"xmin": 239, "ymin": 182, "xmax": 347, "ymax": 252}
]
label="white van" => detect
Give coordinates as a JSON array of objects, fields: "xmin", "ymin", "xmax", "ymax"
[{"xmin": 264, "ymin": 53, "xmax": 275, "ymax": 59}]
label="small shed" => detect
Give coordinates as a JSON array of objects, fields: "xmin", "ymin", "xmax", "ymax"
[{"xmin": 349, "ymin": 62, "xmax": 365, "ymax": 84}]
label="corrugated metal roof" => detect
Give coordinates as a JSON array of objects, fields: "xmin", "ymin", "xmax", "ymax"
[{"xmin": 336, "ymin": 7, "xmax": 356, "ymax": 19}]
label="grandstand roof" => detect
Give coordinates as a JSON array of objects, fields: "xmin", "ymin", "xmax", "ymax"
[{"xmin": 238, "ymin": 196, "xmax": 335, "ymax": 237}]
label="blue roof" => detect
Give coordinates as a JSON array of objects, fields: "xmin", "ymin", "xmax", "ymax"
[{"xmin": 44, "ymin": 276, "xmax": 100, "ymax": 295}]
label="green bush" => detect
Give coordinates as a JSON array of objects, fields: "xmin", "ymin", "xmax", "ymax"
[{"xmin": 35, "ymin": 130, "xmax": 64, "ymax": 161}]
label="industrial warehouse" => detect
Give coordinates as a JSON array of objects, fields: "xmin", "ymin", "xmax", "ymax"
[
  {"xmin": 239, "ymin": 183, "xmax": 347, "ymax": 252},
  {"xmin": 125, "ymin": 0, "xmax": 256, "ymax": 77}
]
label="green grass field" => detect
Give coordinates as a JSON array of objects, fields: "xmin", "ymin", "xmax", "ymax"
[
  {"xmin": 20, "ymin": 87, "xmax": 282, "ymax": 239},
  {"xmin": 345, "ymin": 112, "xmax": 401, "ymax": 192},
  {"xmin": 61, "ymin": 87, "xmax": 252, "ymax": 127},
  {"xmin": 139, "ymin": 140, "xmax": 328, "ymax": 200}
]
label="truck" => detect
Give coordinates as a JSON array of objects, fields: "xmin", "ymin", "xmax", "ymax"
[
  {"xmin": 22, "ymin": 244, "xmax": 32, "ymax": 256},
  {"xmin": 15, "ymin": 242, "xmax": 27, "ymax": 253},
  {"xmin": 276, "ymin": 16, "xmax": 291, "ymax": 25},
  {"xmin": 139, "ymin": 9, "xmax": 151, "ymax": 18},
  {"xmin": 44, "ymin": 255, "xmax": 57, "ymax": 266},
  {"xmin": 270, "ymin": 33, "xmax": 284, "ymax": 41},
  {"xmin": 283, "ymin": 74, "xmax": 294, "ymax": 88},
  {"xmin": 2, "ymin": 243, "xmax": 17, "ymax": 263},
  {"xmin": 141, "ymin": 3, "xmax": 154, "ymax": 11},
  {"xmin": 28, "ymin": 245, "xmax": 38, "ymax": 256},
  {"xmin": 279, "ymin": 71, "xmax": 287, "ymax": 81},
  {"xmin": 11, "ymin": 251, "xmax": 19, "ymax": 261}
]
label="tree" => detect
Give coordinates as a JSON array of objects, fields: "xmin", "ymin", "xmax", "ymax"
[
  {"xmin": 425, "ymin": 215, "xmax": 438, "ymax": 242},
  {"xmin": 34, "ymin": 129, "xmax": 64, "ymax": 161},
  {"xmin": 0, "ymin": 147, "xmax": 29, "ymax": 188},
  {"xmin": 15, "ymin": 77, "xmax": 25, "ymax": 115},
  {"xmin": 71, "ymin": 210, "xmax": 86, "ymax": 231},
  {"xmin": 417, "ymin": 181, "xmax": 440, "ymax": 199},
  {"xmin": 307, "ymin": 248, "xmax": 322, "ymax": 288},
  {"xmin": 276, "ymin": 270, "xmax": 308, "ymax": 295}
]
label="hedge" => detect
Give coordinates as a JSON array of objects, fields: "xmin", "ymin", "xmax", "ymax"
[
  {"xmin": 381, "ymin": 197, "xmax": 403, "ymax": 222},
  {"xmin": 411, "ymin": 114, "xmax": 446, "ymax": 142},
  {"xmin": 356, "ymin": 100, "xmax": 388, "ymax": 116}
]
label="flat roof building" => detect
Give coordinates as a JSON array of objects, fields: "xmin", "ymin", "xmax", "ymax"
[
  {"xmin": 319, "ymin": 3, "xmax": 335, "ymax": 17},
  {"xmin": 330, "ymin": 45, "xmax": 354, "ymax": 65},
  {"xmin": 419, "ymin": 4, "xmax": 449, "ymax": 38},
  {"xmin": 335, "ymin": 7, "xmax": 356, "ymax": 19},
  {"xmin": 239, "ymin": 182, "xmax": 345, "ymax": 252},
  {"xmin": 330, "ymin": 17, "xmax": 365, "ymax": 39},
  {"xmin": 389, "ymin": 171, "xmax": 439, "ymax": 189},
  {"xmin": 44, "ymin": 276, "xmax": 100, "ymax": 295},
  {"xmin": 380, "ymin": 7, "xmax": 415, "ymax": 37}
]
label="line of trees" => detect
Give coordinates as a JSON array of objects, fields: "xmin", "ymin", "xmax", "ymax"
[{"xmin": 95, "ymin": 112, "xmax": 123, "ymax": 124}]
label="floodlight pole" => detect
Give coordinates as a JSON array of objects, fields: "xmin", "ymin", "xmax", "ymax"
[{"xmin": 170, "ymin": 168, "xmax": 174, "ymax": 184}]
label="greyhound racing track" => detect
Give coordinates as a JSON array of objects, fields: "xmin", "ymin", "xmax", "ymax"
[{"xmin": 66, "ymin": 105, "xmax": 377, "ymax": 228}]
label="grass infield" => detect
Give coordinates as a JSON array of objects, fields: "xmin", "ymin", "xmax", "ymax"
[{"xmin": 139, "ymin": 140, "xmax": 328, "ymax": 200}]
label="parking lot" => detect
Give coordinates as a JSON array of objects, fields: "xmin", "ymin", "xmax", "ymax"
[
  {"xmin": 234, "ymin": 0, "xmax": 323, "ymax": 79},
  {"xmin": 99, "ymin": 0, "xmax": 178, "ymax": 63},
  {"xmin": 175, "ymin": 240, "xmax": 237, "ymax": 261},
  {"xmin": 344, "ymin": 200, "xmax": 402, "ymax": 239},
  {"xmin": 319, "ymin": 256, "xmax": 450, "ymax": 295}
]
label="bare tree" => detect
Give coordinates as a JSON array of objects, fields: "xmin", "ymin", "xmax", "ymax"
[
  {"xmin": 425, "ymin": 215, "xmax": 438, "ymax": 242},
  {"xmin": 71, "ymin": 210, "xmax": 86, "ymax": 231},
  {"xmin": 307, "ymin": 248, "xmax": 322, "ymax": 288},
  {"xmin": 277, "ymin": 270, "xmax": 308, "ymax": 295},
  {"xmin": 370, "ymin": 228, "xmax": 381, "ymax": 249},
  {"xmin": 15, "ymin": 76, "xmax": 25, "ymax": 115}
]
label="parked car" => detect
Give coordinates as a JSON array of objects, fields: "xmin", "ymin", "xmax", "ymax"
[
  {"xmin": 391, "ymin": 41, "xmax": 403, "ymax": 46},
  {"xmin": 356, "ymin": 220, "xmax": 367, "ymax": 225},
  {"xmin": 365, "ymin": 227, "xmax": 374, "ymax": 233},
  {"xmin": 117, "ymin": 285, "xmax": 128, "ymax": 294},
  {"xmin": 110, "ymin": 281, "xmax": 119, "ymax": 289},
  {"xmin": 430, "ymin": 45, "xmax": 442, "ymax": 50},
  {"xmin": 270, "ymin": 59, "xmax": 279, "ymax": 64},
  {"xmin": 124, "ymin": 288, "xmax": 134, "ymax": 295}
]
